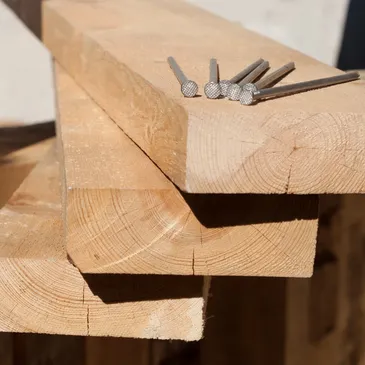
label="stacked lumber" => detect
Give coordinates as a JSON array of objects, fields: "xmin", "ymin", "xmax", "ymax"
[
  {"xmin": 43, "ymin": 0, "xmax": 365, "ymax": 194},
  {"xmin": 2, "ymin": 0, "xmax": 365, "ymax": 349},
  {"xmin": 0, "ymin": 137, "xmax": 53, "ymax": 207},
  {"xmin": 55, "ymin": 64, "xmax": 318, "ymax": 277},
  {"xmin": 41, "ymin": 0, "xmax": 365, "ymax": 281},
  {"xmin": 0, "ymin": 141, "xmax": 208, "ymax": 340}
]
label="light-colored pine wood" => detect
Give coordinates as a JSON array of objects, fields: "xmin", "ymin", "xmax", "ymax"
[
  {"xmin": 55, "ymin": 64, "xmax": 318, "ymax": 277},
  {"xmin": 0, "ymin": 145, "xmax": 207, "ymax": 341},
  {"xmin": 0, "ymin": 137, "xmax": 52, "ymax": 365},
  {"xmin": 43, "ymin": 0, "xmax": 365, "ymax": 194},
  {"xmin": 0, "ymin": 138, "xmax": 53, "ymax": 208}
]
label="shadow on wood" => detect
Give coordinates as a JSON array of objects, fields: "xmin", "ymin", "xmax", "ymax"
[
  {"xmin": 82, "ymin": 274, "xmax": 206, "ymax": 304},
  {"xmin": 0, "ymin": 121, "xmax": 55, "ymax": 157},
  {"xmin": 180, "ymin": 192, "xmax": 318, "ymax": 227}
]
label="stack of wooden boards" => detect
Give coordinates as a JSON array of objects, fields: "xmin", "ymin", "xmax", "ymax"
[
  {"xmin": 43, "ymin": 0, "xmax": 365, "ymax": 195},
  {"xmin": 1, "ymin": 0, "xmax": 365, "ymax": 344},
  {"xmin": 0, "ymin": 138, "xmax": 209, "ymax": 340},
  {"xmin": 42, "ymin": 0, "xmax": 324, "ymax": 280}
]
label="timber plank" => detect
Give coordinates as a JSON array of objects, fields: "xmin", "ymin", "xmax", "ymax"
[
  {"xmin": 0, "ymin": 138, "xmax": 53, "ymax": 208},
  {"xmin": 44, "ymin": 0, "xmax": 365, "ymax": 194},
  {"xmin": 55, "ymin": 64, "xmax": 318, "ymax": 277},
  {"xmin": 0, "ymin": 145, "xmax": 208, "ymax": 341}
]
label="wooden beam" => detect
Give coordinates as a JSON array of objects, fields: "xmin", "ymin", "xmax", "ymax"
[
  {"xmin": 0, "ymin": 137, "xmax": 53, "ymax": 208},
  {"xmin": 43, "ymin": 0, "xmax": 365, "ymax": 194},
  {"xmin": 55, "ymin": 64, "xmax": 318, "ymax": 277},
  {"xmin": 0, "ymin": 145, "xmax": 208, "ymax": 340}
]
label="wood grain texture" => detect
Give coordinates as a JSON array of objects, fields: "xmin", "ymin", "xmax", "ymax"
[
  {"xmin": 0, "ymin": 138, "xmax": 53, "ymax": 208},
  {"xmin": 43, "ymin": 0, "xmax": 365, "ymax": 194},
  {"xmin": 0, "ymin": 135, "xmax": 52, "ymax": 365},
  {"xmin": 55, "ymin": 64, "xmax": 318, "ymax": 277},
  {"xmin": 0, "ymin": 145, "xmax": 207, "ymax": 341}
]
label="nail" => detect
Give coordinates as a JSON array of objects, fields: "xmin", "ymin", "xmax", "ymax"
[
  {"xmin": 167, "ymin": 56, "xmax": 198, "ymax": 97},
  {"xmin": 219, "ymin": 58, "xmax": 264, "ymax": 97},
  {"xmin": 204, "ymin": 58, "xmax": 221, "ymax": 99},
  {"xmin": 242, "ymin": 62, "xmax": 295, "ymax": 93},
  {"xmin": 227, "ymin": 61, "xmax": 270, "ymax": 101},
  {"xmin": 240, "ymin": 71, "xmax": 360, "ymax": 105}
]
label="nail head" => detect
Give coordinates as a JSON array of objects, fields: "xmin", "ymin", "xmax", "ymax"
[
  {"xmin": 219, "ymin": 80, "xmax": 232, "ymax": 96},
  {"xmin": 240, "ymin": 89, "xmax": 255, "ymax": 105},
  {"xmin": 204, "ymin": 82, "xmax": 221, "ymax": 99},
  {"xmin": 181, "ymin": 80, "xmax": 199, "ymax": 97},
  {"xmin": 227, "ymin": 84, "xmax": 242, "ymax": 101}
]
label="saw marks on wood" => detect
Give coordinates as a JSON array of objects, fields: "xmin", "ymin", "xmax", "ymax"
[
  {"xmin": 0, "ymin": 145, "xmax": 208, "ymax": 341},
  {"xmin": 44, "ymin": 0, "xmax": 365, "ymax": 194},
  {"xmin": 55, "ymin": 64, "xmax": 318, "ymax": 277}
]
